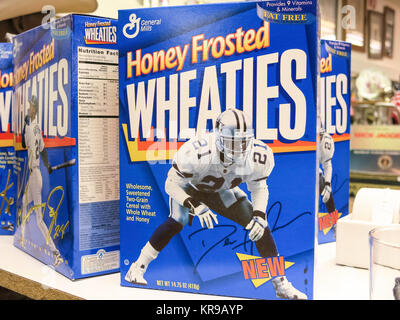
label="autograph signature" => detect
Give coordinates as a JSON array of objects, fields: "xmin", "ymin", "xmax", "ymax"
[
  {"xmin": 18, "ymin": 185, "xmax": 69, "ymax": 247},
  {"xmin": 0, "ymin": 169, "xmax": 14, "ymax": 219},
  {"xmin": 188, "ymin": 201, "xmax": 312, "ymax": 273}
]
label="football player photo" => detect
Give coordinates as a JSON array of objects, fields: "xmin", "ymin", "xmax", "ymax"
[
  {"xmin": 319, "ymin": 126, "xmax": 338, "ymax": 221},
  {"xmin": 19, "ymin": 95, "xmax": 63, "ymax": 267},
  {"xmin": 125, "ymin": 109, "xmax": 307, "ymax": 300},
  {"xmin": 319, "ymin": 125, "xmax": 336, "ymax": 213}
]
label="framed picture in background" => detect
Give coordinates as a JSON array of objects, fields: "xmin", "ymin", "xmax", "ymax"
[
  {"xmin": 383, "ymin": 6, "xmax": 395, "ymax": 58},
  {"xmin": 367, "ymin": 10, "xmax": 384, "ymax": 59},
  {"xmin": 342, "ymin": 0, "xmax": 367, "ymax": 52},
  {"xmin": 320, "ymin": 0, "xmax": 338, "ymax": 40}
]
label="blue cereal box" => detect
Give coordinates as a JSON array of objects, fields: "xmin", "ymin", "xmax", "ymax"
[
  {"xmin": 0, "ymin": 42, "xmax": 16, "ymax": 235},
  {"xmin": 318, "ymin": 40, "xmax": 351, "ymax": 244},
  {"xmin": 119, "ymin": 1, "xmax": 319, "ymax": 299},
  {"xmin": 12, "ymin": 15, "xmax": 120, "ymax": 279}
]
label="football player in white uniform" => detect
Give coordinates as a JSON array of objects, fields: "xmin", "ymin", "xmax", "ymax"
[
  {"xmin": 319, "ymin": 127, "xmax": 336, "ymax": 215},
  {"xmin": 125, "ymin": 109, "xmax": 307, "ymax": 300},
  {"xmin": 20, "ymin": 95, "xmax": 63, "ymax": 267}
]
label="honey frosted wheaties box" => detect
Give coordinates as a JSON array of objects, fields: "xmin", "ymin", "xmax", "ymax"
[
  {"xmin": 119, "ymin": 0, "xmax": 319, "ymax": 299},
  {"xmin": 12, "ymin": 15, "xmax": 120, "ymax": 279},
  {"xmin": 0, "ymin": 42, "xmax": 16, "ymax": 235},
  {"xmin": 318, "ymin": 40, "xmax": 351, "ymax": 244}
]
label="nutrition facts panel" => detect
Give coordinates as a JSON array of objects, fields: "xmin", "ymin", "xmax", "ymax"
[{"xmin": 77, "ymin": 46, "xmax": 119, "ymax": 204}]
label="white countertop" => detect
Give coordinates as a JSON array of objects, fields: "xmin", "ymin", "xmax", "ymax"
[{"xmin": 0, "ymin": 235, "xmax": 369, "ymax": 300}]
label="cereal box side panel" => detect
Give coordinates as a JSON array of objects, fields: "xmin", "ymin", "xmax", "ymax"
[
  {"xmin": 70, "ymin": 15, "xmax": 120, "ymax": 279},
  {"xmin": 12, "ymin": 17, "xmax": 76, "ymax": 279}
]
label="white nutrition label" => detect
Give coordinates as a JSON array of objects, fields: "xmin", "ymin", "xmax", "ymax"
[{"xmin": 77, "ymin": 47, "xmax": 119, "ymax": 204}]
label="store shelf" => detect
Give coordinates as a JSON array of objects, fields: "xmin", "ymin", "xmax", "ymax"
[
  {"xmin": 0, "ymin": 235, "xmax": 369, "ymax": 300},
  {"xmin": 314, "ymin": 241, "xmax": 369, "ymax": 300}
]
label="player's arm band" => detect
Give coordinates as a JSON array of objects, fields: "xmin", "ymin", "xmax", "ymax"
[
  {"xmin": 183, "ymin": 197, "xmax": 202, "ymax": 210},
  {"xmin": 22, "ymin": 120, "xmax": 28, "ymax": 149},
  {"xmin": 253, "ymin": 210, "xmax": 267, "ymax": 220},
  {"xmin": 172, "ymin": 162, "xmax": 193, "ymax": 178},
  {"xmin": 21, "ymin": 133, "xmax": 26, "ymax": 149}
]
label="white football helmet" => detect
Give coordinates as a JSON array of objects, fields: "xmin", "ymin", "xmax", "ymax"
[{"xmin": 215, "ymin": 109, "xmax": 254, "ymax": 164}]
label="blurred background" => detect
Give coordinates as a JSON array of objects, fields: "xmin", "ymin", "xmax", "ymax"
[{"xmin": 1, "ymin": 0, "xmax": 399, "ymax": 198}]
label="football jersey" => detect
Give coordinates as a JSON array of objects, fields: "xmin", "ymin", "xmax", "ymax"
[
  {"xmin": 24, "ymin": 119, "xmax": 45, "ymax": 170},
  {"xmin": 319, "ymin": 132, "xmax": 334, "ymax": 164},
  {"xmin": 172, "ymin": 132, "xmax": 274, "ymax": 193}
]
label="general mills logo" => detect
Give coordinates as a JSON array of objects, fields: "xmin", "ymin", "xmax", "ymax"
[{"xmin": 123, "ymin": 14, "xmax": 141, "ymax": 39}]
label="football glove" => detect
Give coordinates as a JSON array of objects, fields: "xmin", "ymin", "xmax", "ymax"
[
  {"xmin": 193, "ymin": 203, "xmax": 218, "ymax": 229},
  {"xmin": 246, "ymin": 215, "xmax": 268, "ymax": 242},
  {"xmin": 321, "ymin": 183, "xmax": 331, "ymax": 203}
]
